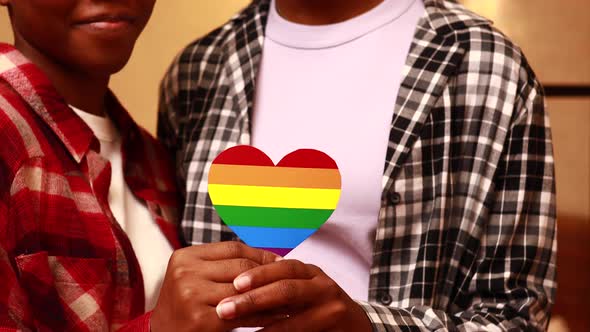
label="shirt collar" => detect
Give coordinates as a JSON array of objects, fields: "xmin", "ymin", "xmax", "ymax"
[
  {"xmin": 0, "ymin": 43, "xmax": 141, "ymax": 164},
  {"xmin": 0, "ymin": 43, "xmax": 180, "ymax": 247},
  {"xmin": 421, "ymin": 0, "xmax": 491, "ymax": 39},
  {"xmin": 0, "ymin": 43, "xmax": 98, "ymax": 163}
]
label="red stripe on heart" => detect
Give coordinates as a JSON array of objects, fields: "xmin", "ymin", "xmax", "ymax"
[
  {"xmin": 213, "ymin": 146, "xmax": 274, "ymax": 166},
  {"xmin": 212, "ymin": 146, "xmax": 338, "ymax": 169},
  {"xmin": 278, "ymin": 149, "xmax": 338, "ymax": 169}
]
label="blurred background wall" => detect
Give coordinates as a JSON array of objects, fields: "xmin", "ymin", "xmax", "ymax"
[{"xmin": 1, "ymin": 1, "xmax": 589, "ymax": 331}]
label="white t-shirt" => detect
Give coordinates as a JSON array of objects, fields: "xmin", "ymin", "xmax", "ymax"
[
  {"xmin": 251, "ymin": 0, "xmax": 425, "ymax": 301},
  {"xmin": 72, "ymin": 107, "xmax": 174, "ymax": 311}
]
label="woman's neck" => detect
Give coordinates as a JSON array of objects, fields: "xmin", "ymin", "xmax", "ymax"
[
  {"xmin": 275, "ymin": 0, "xmax": 384, "ymax": 25},
  {"xmin": 14, "ymin": 34, "xmax": 109, "ymax": 117}
]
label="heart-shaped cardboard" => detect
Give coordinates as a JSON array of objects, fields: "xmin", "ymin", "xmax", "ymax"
[{"xmin": 208, "ymin": 145, "xmax": 341, "ymax": 256}]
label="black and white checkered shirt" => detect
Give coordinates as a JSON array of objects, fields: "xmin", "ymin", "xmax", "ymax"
[{"xmin": 158, "ymin": 1, "xmax": 557, "ymax": 330}]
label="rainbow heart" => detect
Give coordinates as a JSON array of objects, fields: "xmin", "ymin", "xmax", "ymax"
[{"xmin": 208, "ymin": 146, "xmax": 341, "ymax": 256}]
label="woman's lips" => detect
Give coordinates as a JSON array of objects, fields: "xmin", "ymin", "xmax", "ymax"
[
  {"xmin": 74, "ymin": 15, "xmax": 136, "ymax": 33},
  {"xmin": 84, "ymin": 20, "xmax": 132, "ymax": 30}
]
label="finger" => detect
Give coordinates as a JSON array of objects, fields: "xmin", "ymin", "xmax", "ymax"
[
  {"xmin": 190, "ymin": 306, "xmax": 287, "ymax": 331},
  {"xmin": 216, "ymin": 278, "xmax": 321, "ymax": 320},
  {"xmin": 188, "ymin": 281, "xmax": 239, "ymax": 306},
  {"xmin": 259, "ymin": 305, "xmax": 336, "ymax": 332},
  {"xmin": 197, "ymin": 258, "xmax": 262, "ymax": 283},
  {"xmin": 180, "ymin": 242, "xmax": 280, "ymax": 264},
  {"xmin": 225, "ymin": 311, "xmax": 290, "ymax": 330},
  {"xmin": 232, "ymin": 259, "xmax": 320, "ymax": 292}
]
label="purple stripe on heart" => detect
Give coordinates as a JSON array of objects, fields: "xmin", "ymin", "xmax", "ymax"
[{"xmin": 261, "ymin": 248, "xmax": 292, "ymax": 257}]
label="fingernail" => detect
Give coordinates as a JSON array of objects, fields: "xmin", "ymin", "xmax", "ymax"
[
  {"xmin": 216, "ymin": 301, "xmax": 236, "ymax": 320},
  {"xmin": 233, "ymin": 275, "xmax": 252, "ymax": 291}
]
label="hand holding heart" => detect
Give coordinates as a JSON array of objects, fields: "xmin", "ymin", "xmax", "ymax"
[
  {"xmin": 203, "ymin": 146, "xmax": 371, "ymax": 331},
  {"xmin": 216, "ymin": 258, "xmax": 373, "ymax": 332},
  {"xmin": 150, "ymin": 242, "xmax": 285, "ymax": 332}
]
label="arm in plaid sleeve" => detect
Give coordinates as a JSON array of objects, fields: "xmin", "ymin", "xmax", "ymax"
[
  {"xmin": 0, "ymin": 170, "xmax": 151, "ymax": 331},
  {"xmin": 357, "ymin": 58, "xmax": 557, "ymax": 331},
  {"xmin": 158, "ymin": 54, "xmax": 181, "ymax": 161},
  {"xmin": 0, "ymin": 246, "xmax": 33, "ymax": 330},
  {"xmin": 0, "ymin": 137, "xmax": 34, "ymax": 330},
  {"xmin": 0, "ymin": 249, "xmax": 152, "ymax": 331}
]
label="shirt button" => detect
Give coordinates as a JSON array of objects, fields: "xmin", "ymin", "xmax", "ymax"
[
  {"xmin": 390, "ymin": 192, "xmax": 401, "ymax": 205},
  {"xmin": 378, "ymin": 292, "xmax": 393, "ymax": 306}
]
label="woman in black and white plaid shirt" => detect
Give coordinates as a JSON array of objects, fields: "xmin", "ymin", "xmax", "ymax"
[{"xmin": 158, "ymin": 0, "xmax": 557, "ymax": 331}]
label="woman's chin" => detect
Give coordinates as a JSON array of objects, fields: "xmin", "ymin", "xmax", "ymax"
[{"xmin": 69, "ymin": 48, "xmax": 135, "ymax": 77}]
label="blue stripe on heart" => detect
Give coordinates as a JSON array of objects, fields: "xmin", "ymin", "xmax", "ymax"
[{"xmin": 229, "ymin": 226, "xmax": 317, "ymax": 249}]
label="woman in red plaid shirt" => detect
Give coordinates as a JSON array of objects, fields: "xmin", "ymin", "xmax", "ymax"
[{"xmin": 0, "ymin": 0, "xmax": 286, "ymax": 331}]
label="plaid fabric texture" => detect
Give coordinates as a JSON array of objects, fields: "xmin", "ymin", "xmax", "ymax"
[
  {"xmin": 0, "ymin": 43, "xmax": 180, "ymax": 331},
  {"xmin": 158, "ymin": 0, "xmax": 557, "ymax": 331}
]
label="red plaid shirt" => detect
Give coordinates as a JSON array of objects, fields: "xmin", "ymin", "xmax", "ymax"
[{"xmin": 0, "ymin": 43, "xmax": 181, "ymax": 331}]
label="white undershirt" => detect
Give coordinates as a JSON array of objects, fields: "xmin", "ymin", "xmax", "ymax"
[
  {"xmin": 72, "ymin": 107, "xmax": 173, "ymax": 312},
  {"xmin": 251, "ymin": 0, "xmax": 424, "ymax": 301}
]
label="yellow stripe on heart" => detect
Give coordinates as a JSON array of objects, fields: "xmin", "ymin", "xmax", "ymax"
[{"xmin": 208, "ymin": 184, "xmax": 341, "ymax": 210}]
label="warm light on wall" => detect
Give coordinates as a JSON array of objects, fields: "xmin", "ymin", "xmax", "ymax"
[{"xmin": 461, "ymin": 0, "xmax": 499, "ymax": 20}]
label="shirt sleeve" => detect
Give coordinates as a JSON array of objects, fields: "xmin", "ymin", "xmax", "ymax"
[
  {"xmin": 0, "ymin": 155, "xmax": 30, "ymax": 329},
  {"xmin": 0, "ymin": 164, "xmax": 155, "ymax": 332},
  {"xmin": 0, "ymin": 202, "xmax": 35, "ymax": 330},
  {"xmin": 157, "ymin": 54, "xmax": 183, "ymax": 160},
  {"xmin": 357, "ymin": 63, "xmax": 557, "ymax": 332},
  {"xmin": 0, "ymin": 254, "xmax": 32, "ymax": 330},
  {"xmin": 116, "ymin": 312, "xmax": 152, "ymax": 332}
]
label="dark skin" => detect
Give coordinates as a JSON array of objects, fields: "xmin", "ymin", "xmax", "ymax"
[
  {"xmin": 152, "ymin": 242, "xmax": 289, "ymax": 332},
  {"xmin": 276, "ymin": 0, "xmax": 383, "ymax": 25},
  {"xmin": 217, "ymin": 259, "xmax": 373, "ymax": 332}
]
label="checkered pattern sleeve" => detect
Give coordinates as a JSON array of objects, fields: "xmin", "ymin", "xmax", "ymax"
[
  {"xmin": 0, "ymin": 174, "xmax": 152, "ymax": 332},
  {"xmin": 0, "ymin": 238, "xmax": 33, "ymax": 329},
  {"xmin": 0, "ymin": 165, "xmax": 153, "ymax": 331},
  {"xmin": 357, "ymin": 60, "xmax": 557, "ymax": 332},
  {"xmin": 157, "ymin": 24, "xmax": 232, "ymax": 164},
  {"xmin": 158, "ymin": 25, "xmax": 242, "ymax": 244},
  {"xmin": 0, "ymin": 164, "xmax": 26, "ymax": 329},
  {"xmin": 158, "ymin": 53, "xmax": 181, "ymax": 161}
]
